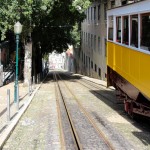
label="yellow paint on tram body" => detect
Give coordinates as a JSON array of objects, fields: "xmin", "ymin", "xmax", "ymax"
[{"xmin": 107, "ymin": 41, "xmax": 150, "ymax": 99}]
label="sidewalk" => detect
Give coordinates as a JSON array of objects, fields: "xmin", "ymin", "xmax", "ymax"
[
  {"xmin": 1, "ymin": 73, "xmax": 61, "ymax": 150},
  {"xmin": 0, "ymin": 81, "xmax": 39, "ymax": 149},
  {"xmin": 0, "ymin": 71, "xmax": 115, "ymax": 149}
]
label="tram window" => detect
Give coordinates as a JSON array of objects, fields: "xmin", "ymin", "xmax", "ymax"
[
  {"xmin": 122, "ymin": 16, "xmax": 129, "ymax": 45},
  {"xmin": 116, "ymin": 17, "xmax": 121, "ymax": 43},
  {"xmin": 131, "ymin": 15, "xmax": 138, "ymax": 48},
  {"xmin": 108, "ymin": 16, "xmax": 113, "ymax": 40},
  {"xmin": 141, "ymin": 13, "xmax": 150, "ymax": 51}
]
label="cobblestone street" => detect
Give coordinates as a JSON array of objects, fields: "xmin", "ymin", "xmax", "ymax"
[
  {"xmin": 1, "ymin": 71, "xmax": 150, "ymax": 150},
  {"xmin": 2, "ymin": 78, "xmax": 61, "ymax": 150},
  {"xmin": 0, "ymin": 0, "xmax": 150, "ymax": 149}
]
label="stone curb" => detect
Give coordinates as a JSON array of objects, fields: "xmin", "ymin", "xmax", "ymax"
[{"xmin": 0, "ymin": 81, "xmax": 43, "ymax": 150}]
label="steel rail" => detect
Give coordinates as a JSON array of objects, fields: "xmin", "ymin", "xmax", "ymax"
[
  {"xmin": 62, "ymin": 73, "xmax": 116, "ymax": 104},
  {"xmin": 56, "ymin": 72, "xmax": 115, "ymax": 150},
  {"xmin": 53, "ymin": 72, "xmax": 81, "ymax": 150},
  {"xmin": 53, "ymin": 72, "xmax": 66, "ymax": 150}
]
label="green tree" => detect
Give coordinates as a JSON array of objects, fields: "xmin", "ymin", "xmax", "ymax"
[{"xmin": 0, "ymin": 0, "xmax": 92, "ymax": 82}]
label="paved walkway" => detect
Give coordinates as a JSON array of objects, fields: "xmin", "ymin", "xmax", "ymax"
[
  {"xmin": 0, "ymin": 71, "xmax": 149, "ymax": 150},
  {"xmin": 0, "ymin": 71, "xmax": 116, "ymax": 149},
  {"xmin": 0, "ymin": 72, "xmax": 111, "ymax": 150},
  {"xmin": 1, "ymin": 75, "xmax": 61, "ymax": 150},
  {"xmin": 0, "ymin": 81, "xmax": 38, "ymax": 149}
]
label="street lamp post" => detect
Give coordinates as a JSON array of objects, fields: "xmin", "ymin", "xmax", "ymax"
[{"xmin": 14, "ymin": 22, "xmax": 22, "ymax": 111}]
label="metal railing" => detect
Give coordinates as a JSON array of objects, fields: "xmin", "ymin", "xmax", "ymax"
[{"xmin": 3, "ymin": 61, "xmax": 15, "ymax": 85}]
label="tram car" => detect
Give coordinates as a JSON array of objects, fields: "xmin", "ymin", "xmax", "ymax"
[{"xmin": 107, "ymin": 0, "xmax": 150, "ymax": 117}]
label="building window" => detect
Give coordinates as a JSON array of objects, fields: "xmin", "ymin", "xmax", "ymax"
[
  {"xmin": 94, "ymin": 6, "xmax": 96, "ymax": 21},
  {"xmin": 86, "ymin": 10, "xmax": 88, "ymax": 21},
  {"xmin": 122, "ymin": 0, "xmax": 127, "ymax": 5},
  {"xmin": 84, "ymin": 11, "xmax": 86, "ymax": 22},
  {"xmin": 116, "ymin": 16, "xmax": 121, "ymax": 43},
  {"xmin": 95, "ymin": 64, "xmax": 97, "ymax": 72},
  {"xmin": 141, "ymin": 13, "xmax": 150, "ymax": 51},
  {"xmin": 91, "ymin": 61, "xmax": 93, "ymax": 69},
  {"xmin": 83, "ymin": 32, "xmax": 85, "ymax": 47},
  {"xmin": 105, "ymin": 38, "xmax": 107, "ymax": 57},
  {"xmin": 94, "ymin": 35, "xmax": 96, "ymax": 51},
  {"xmin": 98, "ymin": 68, "xmax": 101, "ymax": 77},
  {"xmin": 98, "ymin": 36, "xmax": 101, "ymax": 53},
  {"xmin": 122, "ymin": 16, "xmax": 129, "ymax": 45},
  {"xmin": 131, "ymin": 15, "xmax": 138, "ymax": 48},
  {"xmin": 88, "ymin": 8, "xmax": 90, "ymax": 20},
  {"xmin": 86, "ymin": 33, "xmax": 88, "ymax": 45},
  {"xmin": 89, "ymin": 57, "xmax": 90, "ymax": 67},
  {"xmin": 111, "ymin": 1, "xmax": 115, "ymax": 8},
  {"xmin": 91, "ymin": 7, "xmax": 93, "ymax": 21},
  {"xmin": 86, "ymin": 56, "xmax": 88, "ymax": 67},
  {"xmin": 104, "ymin": 3, "xmax": 107, "ymax": 20},
  {"xmin": 91, "ymin": 34, "xmax": 93, "ymax": 50},
  {"xmin": 81, "ymin": 31, "xmax": 83, "ymax": 42},
  {"xmin": 82, "ymin": 51, "xmax": 83, "ymax": 62},
  {"xmin": 98, "ymin": 4, "xmax": 100, "ymax": 20},
  {"xmin": 108, "ymin": 16, "xmax": 113, "ymax": 40},
  {"xmin": 88, "ymin": 33, "xmax": 90, "ymax": 48}
]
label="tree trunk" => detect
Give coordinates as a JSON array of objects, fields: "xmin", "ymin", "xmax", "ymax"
[
  {"xmin": 23, "ymin": 38, "xmax": 32, "ymax": 86},
  {"xmin": 32, "ymin": 43, "xmax": 42, "ymax": 83}
]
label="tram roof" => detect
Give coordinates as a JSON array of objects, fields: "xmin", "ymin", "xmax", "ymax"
[{"xmin": 107, "ymin": 0, "xmax": 150, "ymax": 16}]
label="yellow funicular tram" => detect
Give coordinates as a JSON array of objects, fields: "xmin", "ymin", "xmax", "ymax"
[{"xmin": 107, "ymin": 0, "xmax": 150, "ymax": 117}]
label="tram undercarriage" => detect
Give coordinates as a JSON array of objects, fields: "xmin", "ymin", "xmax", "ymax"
[{"xmin": 107, "ymin": 67, "xmax": 150, "ymax": 118}]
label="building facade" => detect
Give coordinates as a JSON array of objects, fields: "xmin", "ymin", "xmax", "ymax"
[
  {"xmin": 64, "ymin": 45, "xmax": 74, "ymax": 72},
  {"xmin": 78, "ymin": 0, "xmax": 137, "ymax": 81},
  {"xmin": 49, "ymin": 51, "xmax": 65, "ymax": 69}
]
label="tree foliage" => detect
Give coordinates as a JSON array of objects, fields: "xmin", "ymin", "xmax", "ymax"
[
  {"xmin": 72, "ymin": 0, "xmax": 92, "ymax": 13},
  {"xmin": 0, "ymin": 0, "xmax": 92, "ymax": 53}
]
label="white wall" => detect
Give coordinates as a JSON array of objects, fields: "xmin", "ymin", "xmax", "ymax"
[{"xmin": 49, "ymin": 51, "xmax": 65, "ymax": 69}]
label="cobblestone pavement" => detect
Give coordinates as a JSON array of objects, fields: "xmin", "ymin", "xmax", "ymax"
[
  {"xmin": 58, "ymin": 80, "xmax": 110, "ymax": 149},
  {"xmin": 0, "ymin": 82, "xmax": 30, "ymax": 137},
  {"xmin": 0, "ymin": 80, "xmax": 39, "ymax": 149},
  {"xmin": 1, "ymin": 71, "xmax": 150, "ymax": 150},
  {"xmin": 2, "ymin": 78, "xmax": 61, "ymax": 150},
  {"xmin": 65, "ymin": 75, "xmax": 150, "ymax": 150}
]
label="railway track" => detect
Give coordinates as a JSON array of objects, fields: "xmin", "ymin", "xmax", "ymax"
[
  {"xmin": 1, "ymin": 71, "xmax": 147, "ymax": 150},
  {"xmin": 53, "ymin": 72, "xmax": 80, "ymax": 150},
  {"xmin": 53, "ymin": 71, "xmax": 116, "ymax": 150},
  {"xmin": 62, "ymin": 72, "xmax": 118, "ymax": 104}
]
